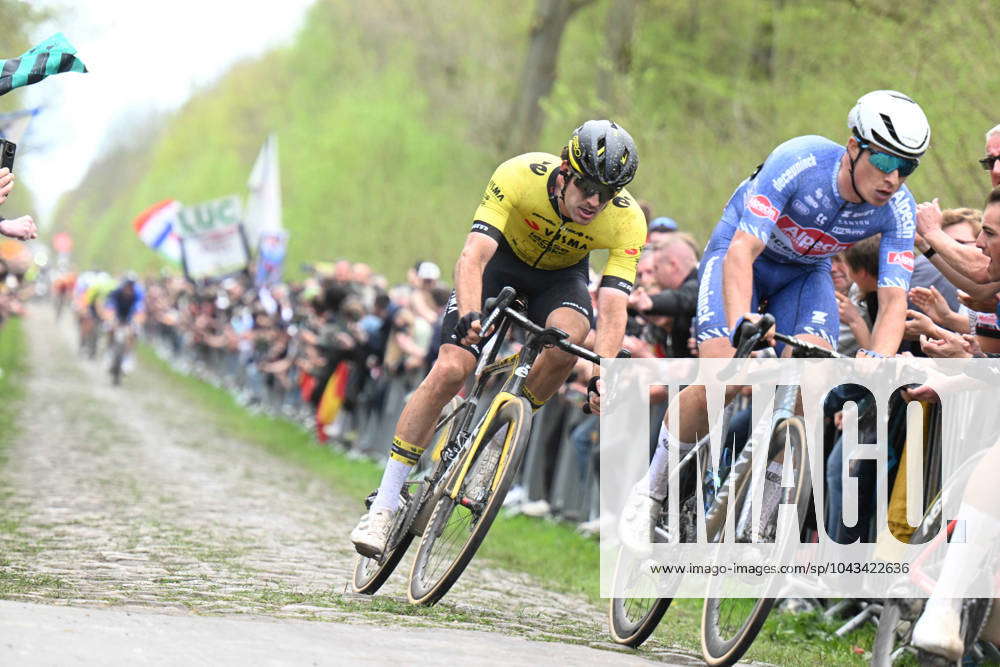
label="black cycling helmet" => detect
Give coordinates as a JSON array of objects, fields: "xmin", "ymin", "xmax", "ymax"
[{"xmin": 566, "ymin": 120, "xmax": 638, "ymax": 188}]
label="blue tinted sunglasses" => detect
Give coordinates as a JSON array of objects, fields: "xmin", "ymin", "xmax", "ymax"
[{"xmin": 860, "ymin": 142, "xmax": 919, "ymax": 177}]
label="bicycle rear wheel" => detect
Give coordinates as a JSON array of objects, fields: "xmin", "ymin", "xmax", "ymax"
[
  {"xmin": 408, "ymin": 397, "xmax": 531, "ymax": 605},
  {"xmin": 701, "ymin": 416, "xmax": 809, "ymax": 667}
]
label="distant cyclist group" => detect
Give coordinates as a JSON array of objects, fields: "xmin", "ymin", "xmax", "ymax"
[
  {"xmin": 65, "ymin": 271, "xmax": 145, "ymax": 383},
  {"xmin": 349, "ymin": 91, "xmax": 1000, "ymax": 663}
]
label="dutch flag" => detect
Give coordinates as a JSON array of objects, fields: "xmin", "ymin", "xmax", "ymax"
[{"xmin": 133, "ymin": 199, "xmax": 182, "ymax": 264}]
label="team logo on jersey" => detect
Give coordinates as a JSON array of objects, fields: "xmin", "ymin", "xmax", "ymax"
[
  {"xmin": 524, "ymin": 218, "xmax": 540, "ymax": 230},
  {"xmin": 887, "ymin": 250, "xmax": 915, "ymax": 272},
  {"xmin": 612, "ymin": 195, "xmax": 631, "ymax": 208},
  {"xmin": 890, "ymin": 193, "xmax": 916, "ymax": 237},
  {"xmin": 625, "ymin": 247, "xmax": 639, "ymax": 256},
  {"xmin": 771, "ymin": 154, "xmax": 817, "ymax": 192},
  {"xmin": 830, "ymin": 226, "xmax": 869, "ymax": 236},
  {"xmin": 748, "ymin": 195, "xmax": 779, "ymax": 222},
  {"xmin": 487, "ymin": 179, "xmax": 505, "ymax": 202},
  {"xmin": 529, "ymin": 161, "xmax": 552, "ymax": 176},
  {"xmin": 792, "ymin": 200, "xmax": 810, "ymax": 216},
  {"xmin": 775, "ymin": 216, "xmax": 852, "ymax": 256}
]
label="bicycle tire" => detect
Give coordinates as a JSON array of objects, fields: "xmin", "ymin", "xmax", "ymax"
[
  {"xmin": 352, "ymin": 532, "xmax": 414, "ymax": 594},
  {"xmin": 608, "ymin": 546, "xmax": 673, "ymax": 647},
  {"xmin": 408, "ymin": 397, "xmax": 532, "ymax": 605},
  {"xmin": 111, "ymin": 344, "xmax": 124, "ymax": 386},
  {"xmin": 701, "ymin": 416, "xmax": 809, "ymax": 667},
  {"xmin": 351, "ymin": 402, "xmax": 464, "ymax": 595}
]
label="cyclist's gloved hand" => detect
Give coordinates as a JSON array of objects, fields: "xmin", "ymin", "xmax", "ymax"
[
  {"xmin": 456, "ymin": 310, "xmax": 482, "ymax": 344},
  {"xmin": 584, "ymin": 375, "xmax": 602, "ymax": 415},
  {"xmin": 729, "ymin": 314, "xmax": 775, "ymax": 351}
]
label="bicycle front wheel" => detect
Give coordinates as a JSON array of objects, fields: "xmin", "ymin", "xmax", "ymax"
[
  {"xmin": 701, "ymin": 416, "xmax": 809, "ymax": 667},
  {"xmin": 408, "ymin": 397, "xmax": 532, "ymax": 606},
  {"xmin": 608, "ymin": 545, "xmax": 673, "ymax": 647}
]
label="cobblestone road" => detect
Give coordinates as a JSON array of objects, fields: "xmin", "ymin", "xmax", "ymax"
[{"xmin": 0, "ymin": 308, "xmax": 705, "ymax": 664}]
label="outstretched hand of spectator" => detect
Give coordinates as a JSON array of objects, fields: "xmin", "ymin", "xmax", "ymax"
[
  {"xmin": 909, "ymin": 286, "xmax": 953, "ymax": 325},
  {"xmin": 903, "ymin": 384, "xmax": 940, "ymax": 403},
  {"xmin": 915, "ymin": 198, "xmax": 944, "ymax": 238},
  {"xmin": 904, "ymin": 309, "xmax": 937, "ymax": 340},
  {"xmin": 958, "ymin": 290, "xmax": 1000, "ymax": 314},
  {"xmin": 621, "ymin": 334, "xmax": 653, "ymax": 358},
  {"xmin": 0, "ymin": 168, "xmax": 12, "ymax": 205},
  {"xmin": 920, "ymin": 330, "xmax": 972, "ymax": 358},
  {"xmin": 962, "ymin": 333, "xmax": 984, "ymax": 357},
  {"xmin": 628, "ymin": 287, "xmax": 653, "ymax": 313},
  {"xmin": 0, "ymin": 215, "xmax": 37, "ymax": 241},
  {"xmin": 836, "ymin": 291, "xmax": 863, "ymax": 326}
]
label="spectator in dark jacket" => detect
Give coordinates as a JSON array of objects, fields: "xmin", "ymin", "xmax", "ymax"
[{"xmin": 628, "ymin": 237, "xmax": 700, "ymax": 357}]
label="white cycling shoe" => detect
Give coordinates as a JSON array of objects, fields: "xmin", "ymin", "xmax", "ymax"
[
  {"xmin": 350, "ymin": 507, "xmax": 395, "ymax": 559},
  {"xmin": 911, "ymin": 598, "xmax": 964, "ymax": 661},
  {"xmin": 617, "ymin": 482, "xmax": 660, "ymax": 556}
]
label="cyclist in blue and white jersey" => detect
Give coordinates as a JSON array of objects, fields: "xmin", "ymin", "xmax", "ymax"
[
  {"xmin": 105, "ymin": 273, "xmax": 145, "ymax": 327},
  {"xmin": 104, "ymin": 273, "xmax": 146, "ymax": 371},
  {"xmin": 619, "ymin": 90, "xmax": 931, "ymax": 551}
]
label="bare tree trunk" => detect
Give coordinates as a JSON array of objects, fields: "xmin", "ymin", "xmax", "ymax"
[
  {"xmin": 505, "ymin": 0, "xmax": 595, "ymax": 153},
  {"xmin": 750, "ymin": 0, "xmax": 783, "ymax": 80},
  {"xmin": 597, "ymin": 0, "xmax": 638, "ymax": 108}
]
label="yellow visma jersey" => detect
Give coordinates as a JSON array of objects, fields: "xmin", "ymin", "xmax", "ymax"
[{"xmin": 471, "ymin": 152, "xmax": 646, "ymax": 291}]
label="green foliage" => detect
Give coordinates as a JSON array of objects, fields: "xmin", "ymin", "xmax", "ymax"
[{"xmin": 52, "ymin": 0, "xmax": 1000, "ymax": 278}]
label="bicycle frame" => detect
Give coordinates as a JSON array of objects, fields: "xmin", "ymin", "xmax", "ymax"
[{"xmin": 446, "ymin": 304, "xmax": 587, "ymax": 499}]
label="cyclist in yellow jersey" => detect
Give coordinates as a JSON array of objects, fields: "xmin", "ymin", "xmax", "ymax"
[{"xmin": 352, "ymin": 120, "xmax": 646, "ymax": 557}]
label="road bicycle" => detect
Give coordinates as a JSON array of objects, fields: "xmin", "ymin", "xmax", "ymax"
[
  {"xmin": 610, "ymin": 316, "xmax": 839, "ymax": 666},
  {"xmin": 352, "ymin": 286, "xmax": 603, "ymax": 605},
  {"xmin": 109, "ymin": 322, "xmax": 130, "ymax": 386}
]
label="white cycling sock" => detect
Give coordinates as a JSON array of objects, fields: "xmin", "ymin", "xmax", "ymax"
[
  {"xmin": 646, "ymin": 423, "xmax": 694, "ymax": 502},
  {"xmin": 371, "ymin": 460, "xmax": 411, "ymax": 512},
  {"xmin": 370, "ymin": 436, "xmax": 426, "ymax": 512}
]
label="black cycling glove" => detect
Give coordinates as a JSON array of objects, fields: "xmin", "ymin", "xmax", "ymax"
[{"xmin": 455, "ymin": 311, "xmax": 482, "ymax": 341}]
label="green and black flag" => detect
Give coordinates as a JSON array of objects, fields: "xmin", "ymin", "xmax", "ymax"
[{"xmin": 0, "ymin": 33, "xmax": 87, "ymax": 97}]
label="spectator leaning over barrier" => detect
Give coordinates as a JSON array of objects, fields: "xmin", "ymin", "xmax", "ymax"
[
  {"xmin": 628, "ymin": 237, "xmax": 699, "ymax": 358},
  {"xmin": 915, "ymin": 126, "xmax": 1000, "ymax": 301},
  {"xmin": 634, "ymin": 249, "xmax": 656, "ymax": 291},
  {"xmin": 908, "ymin": 207, "xmax": 980, "ymax": 314},
  {"xmin": 841, "ymin": 235, "xmax": 881, "ymax": 343},
  {"xmin": 831, "ymin": 253, "xmax": 871, "ymax": 356}
]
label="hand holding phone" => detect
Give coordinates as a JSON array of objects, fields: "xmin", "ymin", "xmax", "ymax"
[{"xmin": 0, "ymin": 139, "xmax": 16, "ymax": 172}]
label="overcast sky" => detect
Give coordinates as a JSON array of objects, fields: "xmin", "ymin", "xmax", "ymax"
[{"xmin": 17, "ymin": 0, "xmax": 315, "ymax": 225}]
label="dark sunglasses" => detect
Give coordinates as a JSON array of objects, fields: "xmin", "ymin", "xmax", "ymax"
[
  {"xmin": 861, "ymin": 143, "xmax": 919, "ymax": 177},
  {"xmin": 980, "ymin": 155, "xmax": 1000, "ymax": 170},
  {"xmin": 572, "ymin": 172, "xmax": 619, "ymax": 203}
]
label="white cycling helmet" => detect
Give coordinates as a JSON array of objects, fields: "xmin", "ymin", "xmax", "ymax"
[{"xmin": 847, "ymin": 90, "xmax": 930, "ymax": 160}]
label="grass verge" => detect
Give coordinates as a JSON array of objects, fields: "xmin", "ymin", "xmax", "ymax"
[
  {"xmin": 0, "ymin": 318, "xmax": 70, "ymax": 596},
  {"xmin": 138, "ymin": 343, "xmax": 875, "ymax": 664}
]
